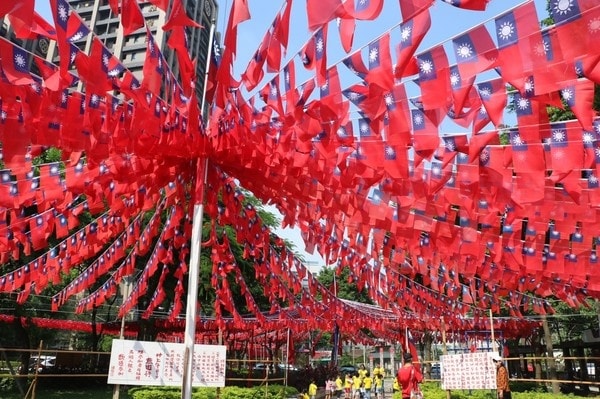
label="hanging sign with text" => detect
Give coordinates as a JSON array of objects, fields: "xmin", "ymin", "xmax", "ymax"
[
  {"xmin": 440, "ymin": 352, "xmax": 496, "ymax": 390},
  {"xmin": 107, "ymin": 339, "xmax": 226, "ymax": 387}
]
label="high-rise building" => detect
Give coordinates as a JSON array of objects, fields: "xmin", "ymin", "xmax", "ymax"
[{"xmin": 46, "ymin": 0, "xmax": 219, "ymax": 100}]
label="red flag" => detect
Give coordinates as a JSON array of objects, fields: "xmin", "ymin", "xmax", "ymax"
[
  {"xmin": 121, "ymin": 0, "xmax": 145, "ymax": 36},
  {"xmin": 550, "ymin": 0, "xmax": 599, "ymax": 62},
  {"xmin": 300, "ymin": 26, "xmax": 328, "ymax": 86},
  {"xmin": 229, "ymin": 0, "xmax": 251, "ymax": 30},
  {"xmin": 399, "ymin": 0, "xmax": 434, "ymax": 21},
  {"xmin": 273, "ymin": 0, "xmax": 293, "ymax": 53},
  {"xmin": 345, "ymin": 0, "xmax": 384, "ymax": 20},
  {"xmin": 451, "ymin": 24, "xmax": 497, "ymax": 80},
  {"xmin": 306, "ymin": 0, "xmax": 348, "ymax": 31},
  {"xmin": 338, "ymin": 17, "xmax": 355, "ymax": 53},
  {"xmin": 394, "ymin": 8, "xmax": 430, "ymax": 79},
  {"xmin": 0, "ymin": 38, "xmax": 35, "ymax": 85},
  {"xmin": 49, "ymin": 0, "xmax": 71, "ymax": 81},
  {"xmin": 476, "ymin": 78, "xmax": 506, "ymax": 128},
  {"xmin": 415, "ymin": 45, "xmax": 451, "ymax": 110},
  {"xmin": 365, "ymin": 32, "xmax": 394, "ymax": 92},
  {"xmin": 8, "ymin": 11, "xmax": 56, "ymax": 40},
  {"xmin": 0, "ymin": 1, "xmax": 34, "ymax": 26},
  {"xmin": 494, "ymin": 2, "xmax": 540, "ymax": 88},
  {"xmin": 547, "ymin": 121, "xmax": 584, "ymax": 183},
  {"xmin": 559, "ymin": 78, "xmax": 596, "ymax": 131},
  {"xmin": 163, "ymin": 0, "xmax": 202, "ymax": 31},
  {"xmin": 442, "ymin": 0, "xmax": 489, "ymax": 11}
]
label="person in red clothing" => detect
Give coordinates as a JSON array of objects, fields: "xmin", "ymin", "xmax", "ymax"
[{"xmin": 396, "ymin": 352, "xmax": 423, "ymax": 399}]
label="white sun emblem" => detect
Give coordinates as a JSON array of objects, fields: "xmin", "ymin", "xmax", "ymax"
[
  {"xmin": 14, "ymin": 53, "xmax": 26, "ymax": 69},
  {"xmin": 589, "ymin": 17, "xmax": 600, "ymax": 33},
  {"xmin": 533, "ymin": 39, "xmax": 549, "ymax": 57},
  {"xmin": 583, "ymin": 132, "xmax": 595, "ymax": 144},
  {"xmin": 552, "ymin": 0, "xmax": 574, "ymax": 16},
  {"xmin": 401, "ymin": 26, "xmax": 412, "ymax": 42},
  {"xmin": 432, "ymin": 165, "xmax": 441, "ymax": 175},
  {"xmin": 320, "ymin": 80, "xmax": 329, "ymax": 92},
  {"xmin": 413, "ymin": 113, "xmax": 424, "ymax": 126},
  {"xmin": 450, "ymin": 71, "xmax": 460, "ymax": 87},
  {"xmin": 337, "ymin": 127, "xmax": 347, "ymax": 137},
  {"xmin": 517, "ymin": 98, "xmax": 530, "ymax": 110},
  {"xmin": 108, "ymin": 68, "xmax": 120, "ymax": 77},
  {"xmin": 445, "ymin": 140, "xmax": 456, "ymax": 151},
  {"xmin": 498, "ymin": 22, "xmax": 515, "ymax": 41},
  {"xmin": 316, "ymin": 38, "xmax": 324, "ymax": 53},
  {"xmin": 479, "ymin": 105, "xmax": 488, "ymax": 115},
  {"xmin": 595, "ymin": 147, "xmax": 600, "ymax": 158},
  {"xmin": 512, "ymin": 134, "xmax": 523, "ymax": 146},
  {"xmin": 348, "ymin": 91, "xmax": 360, "ymax": 101},
  {"xmin": 91, "ymin": 94, "xmax": 99, "ymax": 106},
  {"xmin": 58, "ymin": 3, "xmax": 68, "ymax": 22},
  {"xmin": 479, "ymin": 87, "xmax": 491, "ymax": 98},
  {"xmin": 360, "ymin": 121, "xmax": 370, "ymax": 135},
  {"xmin": 590, "ymin": 174, "xmax": 599, "ymax": 184},
  {"xmin": 419, "ymin": 60, "xmax": 433, "ymax": 75},
  {"xmin": 552, "ymin": 129, "xmax": 566, "ymax": 142},
  {"xmin": 384, "ymin": 93, "xmax": 394, "ymax": 106},
  {"xmin": 480, "ymin": 149, "xmax": 490, "ymax": 164},
  {"xmin": 285, "ymin": 71, "xmax": 290, "ymax": 85},
  {"xmin": 270, "ymin": 85, "xmax": 278, "ymax": 97},
  {"xmin": 456, "ymin": 43, "xmax": 473, "ymax": 59},
  {"xmin": 71, "ymin": 31, "xmax": 84, "ymax": 42},
  {"xmin": 385, "ymin": 146, "xmax": 395, "ymax": 158},
  {"xmin": 102, "ymin": 54, "xmax": 110, "ymax": 68},
  {"xmin": 561, "ymin": 88, "xmax": 573, "ymax": 101},
  {"xmin": 369, "ymin": 47, "xmax": 379, "ymax": 64}
]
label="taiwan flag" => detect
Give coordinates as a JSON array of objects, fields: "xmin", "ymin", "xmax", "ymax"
[
  {"xmin": 494, "ymin": 1, "xmax": 540, "ymax": 88},
  {"xmin": 347, "ymin": 0, "xmax": 384, "ymax": 20},
  {"xmin": 399, "ymin": 0, "xmax": 434, "ymax": 21},
  {"xmin": 365, "ymin": 32, "xmax": 394, "ymax": 91},
  {"xmin": 0, "ymin": 38, "xmax": 34, "ymax": 85},
  {"xmin": 548, "ymin": 121, "xmax": 584, "ymax": 182},
  {"xmin": 452, "ymin": 25, "xmax": 497, "ymax": 80},
  {"xmin": 559, "ymin": 78, "xmax": 595, "ymax": 130},
  {"xmin": 441, "ymin": 0, "xmax": 489, "ymax": 10},
  {"xmin": 550, "ymin": 0, "xmax": 599, "ymax": 61},
  {"xmin": 415, "ymin": 45, "xmax": 451, "ymax": 110},
  {"xmin": 394, "ymin": 8, "xmax": 430, "ymax": 79},
  {"xmin": 476, "ymin": 78, "xmax": 507, "ymax": 128}
]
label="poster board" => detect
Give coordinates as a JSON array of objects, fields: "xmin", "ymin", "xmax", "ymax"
[
  {"xmin": 440, "ymin": 352, "xmax": 496, "ymax": 390},
  {"xmin": 107, "ymin": 339, "xmax": 226, "ymax": 387}
]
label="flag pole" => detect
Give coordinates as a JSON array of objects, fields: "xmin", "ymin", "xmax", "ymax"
[{"xmin": 181, "ymin": 16, "xmax": 217, "ymax": 399}]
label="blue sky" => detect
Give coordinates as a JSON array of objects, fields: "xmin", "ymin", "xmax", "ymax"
[{"xmin": 33, "ymin": 0, "xmax": 551, "ymax": 266}]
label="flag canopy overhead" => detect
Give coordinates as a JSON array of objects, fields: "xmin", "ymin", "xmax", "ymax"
[{"xmin": 0, "ymin": 0, "xmax": 599, "ymax": 346}]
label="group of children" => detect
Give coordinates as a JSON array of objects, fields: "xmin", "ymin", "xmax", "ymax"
[{"xmin": 323, "ymin": 364, "xmax": 385, "ymax": 399}]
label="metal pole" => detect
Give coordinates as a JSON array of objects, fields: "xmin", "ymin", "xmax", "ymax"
[
  {"xmin": 181, "ymin": 15, "xmax": 216, "ymax": 399},
  {"xmin": 489, "ymin": 309, "xmax": 496, "ymax": 354},
  {"xmin": 285, "ymin": 328, "xmax": 290, "ymax": 387},
  {"xmin": 113, "ymin": 278, "xmax": 132, "ymax": 399}
]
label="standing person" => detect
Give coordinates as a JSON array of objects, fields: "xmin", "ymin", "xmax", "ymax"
[
  {"xmin": 325, "ymin": 377, "xmax": 335, "ymax": 399},
  {"xmin": 358, "ymin": 364, "xmax": 367, "ymax": 379},
  {"xmin": 372, "ymin": 363, "xmax": 384, "ymax": 399},
  {"xmin": 352, "ymin": 372, "xmax": 362, "ymax": 399},
  {"xmin": 309, "ymin": 380, "xmax": 318, "ymax": 399},
  {"xmin": 344, "ymin": 373, "xmax": 353, "ymax": 399},
  {"xmin": 397, "ymin": 352, "xmax": 423, "ymax": 399},
  {"xmin": 493, "ymin": 354, "xmax": 512, "ymax": 399},
  {"xmin": 335, "ymin": 374, "xmax": 344, "ymax": 399},
  {"xmin": 362, "ymin": 371, "xmax": 373, "ymax": 399}
]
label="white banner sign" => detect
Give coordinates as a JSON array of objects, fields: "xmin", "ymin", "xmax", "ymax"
[
  {"xmin": 107, "ymin": 339, "xmax": 226, "ymax": 387},
  {"xmin": 440, "ymin": 352, "xmax": 496, "ymax": 390}
]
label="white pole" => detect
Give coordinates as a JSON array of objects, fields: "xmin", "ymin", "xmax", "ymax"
[
  {"xmin": 285, "ymin": 328, "xmax": 290, "ymax": 387},
  {"xmin": 112, "ymin": 277, "xmax": 132, "ymax": 399},
  {"xmin": 489, "ymin": 309, "xmax": 496, "ymax": 354},
  {"xmin": 181, "ymin": 15, "xmax": 217, "ymax": 399}
]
